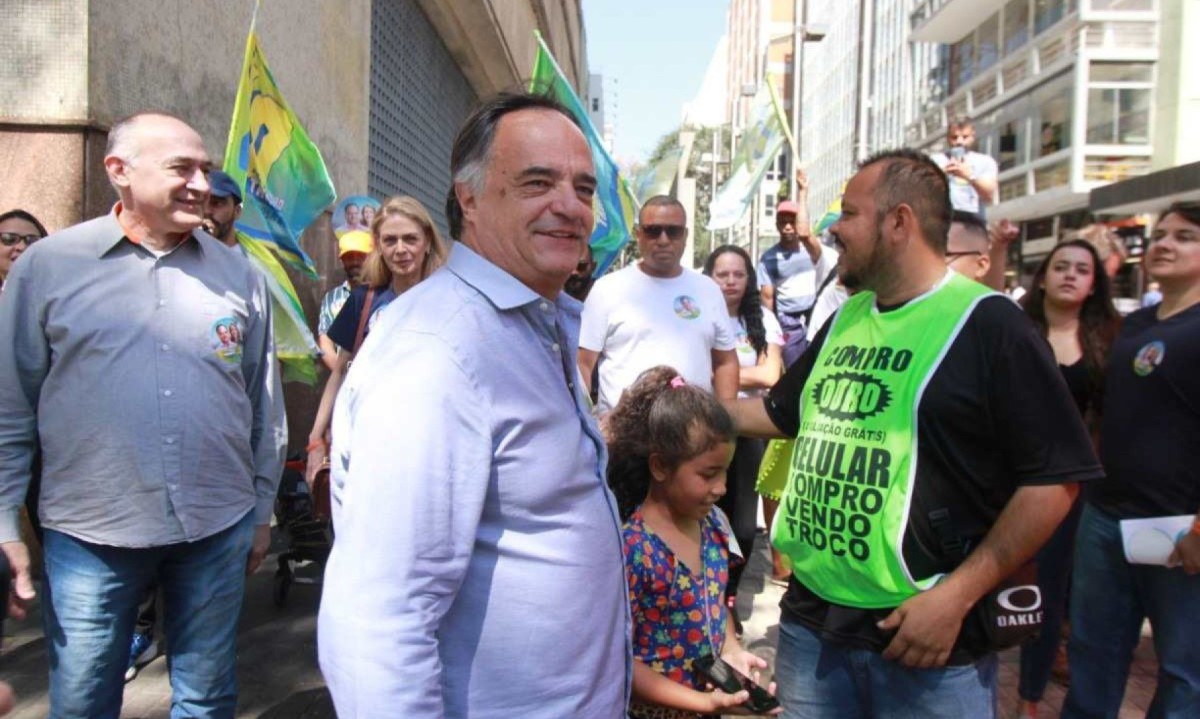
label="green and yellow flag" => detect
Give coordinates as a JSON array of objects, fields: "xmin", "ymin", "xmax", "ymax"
[
  {"xmin": 223, "ymin": 31, "xmax": 335, "ymax": 277},
  {"xmin": 223, "ymin": 26, "xmax": 333, "ymax": 384},
  {"xmin": 529, "ymin": 32, "xmax": 638, "ymax": 275},
  {"xmin": 707, "ymin": 77, "xmax": 790, "ymax": 230}
]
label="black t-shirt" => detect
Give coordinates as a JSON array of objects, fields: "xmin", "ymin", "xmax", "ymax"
[
  {"xmin": 764, "ymin": 293, "xmax": 1104, "ymax": 659},
  {"xmin": 1092, "ymin": 303, "xmax": 1200, "ymax": 519},
  {"xmin": 326, "ymin": 284, "xmax": 397, "ymax": 353}
]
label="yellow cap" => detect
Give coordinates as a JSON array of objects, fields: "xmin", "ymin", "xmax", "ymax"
[{"xmin": 338, "ymin": 230, "xmax": 373, "ymax": 257}]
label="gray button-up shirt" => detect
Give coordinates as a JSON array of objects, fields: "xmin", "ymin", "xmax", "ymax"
[
  {"xmin": 318, "ymin": 242, "xmax": 631, "ymax": 718},
  {"xmin": 0, "ymin": 211, "xmax": 286, "ymax": 546}
]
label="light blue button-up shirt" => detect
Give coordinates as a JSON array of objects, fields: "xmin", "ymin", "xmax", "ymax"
[{"xmin": 318, "ymin": 242, "xmax": 631, "ymax": 718}]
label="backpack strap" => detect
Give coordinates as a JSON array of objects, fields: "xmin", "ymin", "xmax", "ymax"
[{"xmin": 352, "ymin": 287, "xmax": 376, "ymax": 354}]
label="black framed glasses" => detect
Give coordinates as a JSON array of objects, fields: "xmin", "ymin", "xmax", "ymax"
[
  {"xmin": 0, "ymin": 232, "xmax": 39, "ymax": 247},
  {"xmin": 639, "ymin": 224, "xmax": 686, "ymax": 241},
  {"xmin": 944, "ymin": 250, "xmax": 982, "ymax": 263}
]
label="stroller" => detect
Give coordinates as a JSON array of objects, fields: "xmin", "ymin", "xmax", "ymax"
[{"xmin": 271, "ymin": 455, "xmax": 333, "ymax": 607}]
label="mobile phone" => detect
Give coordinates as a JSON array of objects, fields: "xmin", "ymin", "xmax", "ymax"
[
  {"xmin": 949, "ymin": 145, "xmax": 967, "ymax": 161},
  {"xmin": 694, "ymin": 654, "xmax": 780, "ymax": 713}
]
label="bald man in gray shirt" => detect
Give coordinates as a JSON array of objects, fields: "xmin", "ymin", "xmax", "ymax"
[{"xmin": 0, "ymin": 111, "xmax": 285, "ymax": 718}]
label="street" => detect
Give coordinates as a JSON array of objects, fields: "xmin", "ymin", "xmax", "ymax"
[{"xmin": 1, "ymin": 530, "xmax": 1160, "ymax": 718}]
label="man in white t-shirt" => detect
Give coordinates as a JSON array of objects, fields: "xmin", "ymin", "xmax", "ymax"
[
  {"xmin": 931, "ymin": 118, "xmax": 998, "ymax": 218},
  {"xmin": 579, "ymin": 196, "xmax": 738, "ymax": 414}
]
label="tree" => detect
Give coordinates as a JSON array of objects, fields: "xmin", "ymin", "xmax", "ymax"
[{"xmin": 644, "ymin": 123, "xmax": 731, "ymax": 268}]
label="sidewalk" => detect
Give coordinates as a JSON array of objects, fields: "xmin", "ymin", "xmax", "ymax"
[
  {"xmin": 734, "ymin": 533, "xmax": 1160, "ymax": 719},
  {"xmin": 2, "ymin": 532, "xmax": 1160, "ymax": 718}
]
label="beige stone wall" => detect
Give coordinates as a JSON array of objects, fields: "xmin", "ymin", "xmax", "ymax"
[
  {"xmin": 87, "ymin": 0, "xmax": 371, "ymax": 203},
  {"xmin": 0, "ymin": 0, "xmax": 89, "ymax": 124},
  {"xmin": 418, "ymin": 0, "xmax": 588, "ymax": 95}
]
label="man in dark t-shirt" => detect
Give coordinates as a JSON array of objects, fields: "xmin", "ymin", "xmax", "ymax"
[
  {"xmin": 1062, "ymin": 203, "xmax": 1200, "ymax": 719},
  {"xmin": 725, "ymin": 150, "xmax": 1101, "ymax": 718}
]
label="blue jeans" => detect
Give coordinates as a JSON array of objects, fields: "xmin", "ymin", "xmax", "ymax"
[
  {"xmin": 1018, "ymin": 497, "xmax": 1083, "ymax": 701},
  {"xmin": 1062, "ymin": 503, "xmax": 1200, "ymax": 718},
  {"xmin": 774, "ymin": 619, "xmax": 997, "ymax": 719},
  {"xmin": 41, "ymin": 510, "xmax": 255, "ymax": 719}
]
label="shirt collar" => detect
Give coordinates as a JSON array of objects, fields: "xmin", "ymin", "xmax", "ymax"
[
  {"xmin": 446, "ymin": 241, "xmax": 554, "ymax": 312},
  {"xmin": 97, "ymin": 203, "xmax": 205, "ymax": 258}
]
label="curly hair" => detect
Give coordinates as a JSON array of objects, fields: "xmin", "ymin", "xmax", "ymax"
[
  {"xmin": 605, "ymin": 366, "xmax": 736, "ymax": 521},
  {"xmin": 1021, "ymin": 239, "xmax": 1120, "ymax": 421},
  {"xmin": 703, "ymin": 244, "xmax": 766, "ymax": 356}
]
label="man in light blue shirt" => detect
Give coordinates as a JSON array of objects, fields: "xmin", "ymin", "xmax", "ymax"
[{"xmin": 317, "ymin": 93, "xmax": 631, "ymax": 718}]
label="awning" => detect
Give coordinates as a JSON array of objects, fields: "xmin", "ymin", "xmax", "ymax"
[{"xmin": 1090, "ymin": 161, "xmax": 1200, "ymax": 217}]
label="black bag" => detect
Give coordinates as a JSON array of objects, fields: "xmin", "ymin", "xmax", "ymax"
[
  {"xmin": 927, "ymin": 508, "xmax": 1043, "ymax": 652},
  {"xmin": 972, "ymin": 560, "xmax": 1043, "ymax": 650}
]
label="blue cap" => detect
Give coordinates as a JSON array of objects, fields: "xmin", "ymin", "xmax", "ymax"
[{"xmin": 208, "ymin": 171, "xmax": 242, "ymax": 202}]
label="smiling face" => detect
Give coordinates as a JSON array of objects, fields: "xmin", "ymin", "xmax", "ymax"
[
  {"xmin": 1146, "ymin": 211, "xmax": 1200, "ymax": 290},
  {"xmin": 457, "ymin": 108, "xmax": 596, "ymax": 298},
  {"xmin": 710, "ymin": 250, "xmax": 749, "ymax": 309},
  {"xmin": 1041, "ymin": 244, "xmax": 1096, "ymax": 309},
  {"xmin": 377, "ymin": 214, "xmax": 431, "ymax": 282},
  {"xmin": 829, "ymin": 165, "xmax": 890, "ymax": 292},
  {"xmin": 653, "ymin": 439, "xmax": 735, "ymax": 523},
  {"xmin": 0, "ymin": 216, "xmax": 42, "ymax": 278},
  {"xmin": 105, "ymin": 114, "xmax": 211, "ymax": 237}
]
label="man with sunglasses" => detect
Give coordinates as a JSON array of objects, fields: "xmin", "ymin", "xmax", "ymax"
[{"xmin": 579, "ymin": 195, "xmax": 738, "ymax": 414}]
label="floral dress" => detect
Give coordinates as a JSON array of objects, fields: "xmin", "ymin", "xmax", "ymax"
[{"xmin": 624, "ymin": 507, "xmax": 737, "ymax": 719}]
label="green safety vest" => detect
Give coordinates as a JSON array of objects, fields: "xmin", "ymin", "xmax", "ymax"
[{"xmin": 771, "ymin": 272, "xmax": 994, "ymax": 609}]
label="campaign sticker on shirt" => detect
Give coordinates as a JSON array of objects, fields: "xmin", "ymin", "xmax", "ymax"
[
  {"xmin": 1132, "ymin": 340, "xmax": 1164, "ymax": 376},
  {"xmin": 673, "ymin": 295, "xmax": 701, "ymax": 320},
  {"xmin": 211, "ymin": 317, "xmax": 243, "ymax": 363}
]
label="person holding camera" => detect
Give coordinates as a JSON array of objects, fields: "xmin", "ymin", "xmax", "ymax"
[{"xmin": 932, "ymin": 118, "xmax": 998, "ymax": 218}]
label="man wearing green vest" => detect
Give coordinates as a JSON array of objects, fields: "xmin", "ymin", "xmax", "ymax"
[{"xmin": 726, "ymin": 149, "xmax": 1102, "ymax": 717}]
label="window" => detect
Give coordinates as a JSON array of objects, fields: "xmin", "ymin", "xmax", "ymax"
[
  {"xmin": 977, "ymin": 13, "xmax": 1001, "ymax": 74},
  {"xmin": 1090, "ymin": 62, "xmax": 1152, "ymax": 83},
  {"xmin": 950, "ymin": 33, "xmax": 975, "ymax": 92},
  {"xmin": 1089, "ymin": 0, "xmax": 1153, "ymax": 9},
  {"xmin": 1086, "ymin": 88, "xmax": 1151, "ymax": 144},
  {"xmin": 1035, "ymin": 0, "xmax": 1067, "ymax": 35},
  {"xmin": 1004, "ymin": 0, "xmax": 1031, "ymax": 55},
  {"xmin": 591, "ymin": 98, "xmax": 600, "ymax": 112},
  {"xmin": 1034, "ymin": 74, "xmax": 1073, "ymax": 157},
  {"xmin": 1086, "ymin": 62, "xmax": 1153, "ymax": 145}
]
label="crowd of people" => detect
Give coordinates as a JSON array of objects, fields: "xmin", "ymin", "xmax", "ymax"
[{"xmin": 0, "ymin": 92, "xmax": 1197, "ymax": 719}]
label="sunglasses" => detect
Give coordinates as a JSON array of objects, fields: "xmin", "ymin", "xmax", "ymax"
[
  {"xmin": 944, "ymin": 250, "xmax": 983, "ymax": 262},
  {"xmin": 0, "ymin": 232, "xmax": 40, "ymax": 247},
  {"xmin": 640, "ymin": 224, "xmax": 686, "ymax": 241}
]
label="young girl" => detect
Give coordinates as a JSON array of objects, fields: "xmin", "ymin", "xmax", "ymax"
[{"xmin": 607, "ymin": 366, "xmax": 780, "ymax": 718}]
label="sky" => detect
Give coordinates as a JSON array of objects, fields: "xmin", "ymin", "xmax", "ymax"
[{"xmin": 582, "ymin": 0, "xmax": 728, "ymax": 166}]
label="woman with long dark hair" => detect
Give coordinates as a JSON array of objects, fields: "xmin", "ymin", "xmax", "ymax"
[
  {"xmin": 703, "ymin": 244, "xmax": 783, "ymax": 634},
  {"xmin": 1015, "ymin": 238, "xmax": 1120, "ymax": 719}
]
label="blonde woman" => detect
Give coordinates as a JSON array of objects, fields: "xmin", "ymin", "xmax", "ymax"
[{"xmin": 306, "ymin": 196, "xmax": 448, "ymax": 490}]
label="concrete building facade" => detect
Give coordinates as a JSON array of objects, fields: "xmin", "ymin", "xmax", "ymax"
[
  {"xmin": 1, "ymin": 0, "xmax": 587, "ymax": 446},
  {"xmin": 908, "ymin": 0, "xmax": 1194, "ymax": 292}
]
